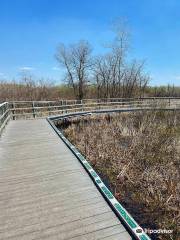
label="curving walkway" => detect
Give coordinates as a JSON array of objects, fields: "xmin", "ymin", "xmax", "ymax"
[{"xmin": 0, "ymin": 119, "xmax": 131, "ymax": 240}]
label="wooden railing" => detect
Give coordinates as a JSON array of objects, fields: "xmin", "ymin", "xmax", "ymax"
[
  {"xmin": 0, "ymin": 102, "xmax": 11, "ymax": 134},
  {"xmin": 0, "ymin": 97, "xmax": 180, "ymax": 124},
  {"xmin": 8, "ymin": 97, "xmax": 180, "ymax": 119}
]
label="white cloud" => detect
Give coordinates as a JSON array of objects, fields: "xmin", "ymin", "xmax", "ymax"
[{"xmin": 19, "ymin": 67, "xmax": 35, "ymax": 71}]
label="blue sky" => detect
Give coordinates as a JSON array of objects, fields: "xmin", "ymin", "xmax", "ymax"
[{"xmin": 0, "ymin": 0, "xmax": 180, "ymax": 86}]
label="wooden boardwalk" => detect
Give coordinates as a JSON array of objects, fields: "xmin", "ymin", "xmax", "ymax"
[{"xmin": 0, "ymin": 119, "xmax": 131, "ymax": 240}]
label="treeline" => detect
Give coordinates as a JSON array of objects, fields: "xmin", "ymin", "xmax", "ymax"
[
  {"xmin": 1, "ymin": 78, "xmax": 180, "ymax": 102},
  {"xmin": 147, "ymin": 85, "xmax": 180, "ymax": 97},
  {"xmin": 0, "ymin": 76, "xmax": 95, "ymax": 101},
  {"xmin": 0, "ymin": 78, "xmax": 69, "ymax": 101}
]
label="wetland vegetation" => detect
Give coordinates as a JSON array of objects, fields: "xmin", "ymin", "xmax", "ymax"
[{"xmin": 57, "ymin": 110, "xmax": 180, "ymax": 240}]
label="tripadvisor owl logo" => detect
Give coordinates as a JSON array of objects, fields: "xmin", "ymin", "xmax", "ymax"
[{"xmin": 136, "ymin": 228, "xmax": 143, "ymax": 233}]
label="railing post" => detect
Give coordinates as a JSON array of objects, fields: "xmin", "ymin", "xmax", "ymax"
[
  {"xmin": 81, "ymin": 99, "xmax": 83, "ymax": 112},
  {"xmin": 65, "ymin": 100, "xmax": 67, "ymax": 113},
  {"xmin": 60, "ymin": 100, "xmax": 63, "ymax": 114},
  {"xmin": 12, "ymin": 102, "xmax": 15, "ymax": 120},
  {"xmin": 48, "ymin": 102, "xmax": 51, "ymax": 116},
  {"xmin": 32, "ymin": 101, "xmax": 36, "ymax": 119}
]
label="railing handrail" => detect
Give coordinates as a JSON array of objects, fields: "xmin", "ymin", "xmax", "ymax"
[
  {"xmin": 8, "ymin": 96, "xmax": 180, "ymax": 103},
  {"xmin": 0, "ymin": 97, "xmax": 180, "ymax": 122}
]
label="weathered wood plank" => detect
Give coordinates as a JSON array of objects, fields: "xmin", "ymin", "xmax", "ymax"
[{"xmin": 0, "ymin": 119, "xmax": 131, "ymax": 240}]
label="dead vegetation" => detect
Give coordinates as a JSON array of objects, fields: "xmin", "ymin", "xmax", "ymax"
[{"xmin": 58, "ymin": 110, "xmax": 180, "ymax": 240}]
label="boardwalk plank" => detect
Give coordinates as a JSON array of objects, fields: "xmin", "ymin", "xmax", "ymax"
[{"xmin": 0, "ymin": 119, "xmax": 131, "ymax": 240}]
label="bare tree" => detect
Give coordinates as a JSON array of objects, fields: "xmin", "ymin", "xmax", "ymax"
[
  {"xmin": 122, "ymin": 60, "xmax": 149, "ymax": 98},
  {"xmin": 93, "ymin": 20, "xmax": 128, "ymax": 98},
  {"xmin": 93, "ymin": 20, "xmax": 149, "ymax": 99},
  {"xmin": 56, "ymin": 40, "xmax": 92, "ymax": 100}
]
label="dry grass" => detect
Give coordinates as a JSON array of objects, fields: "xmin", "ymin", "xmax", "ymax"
[{"xmin": 58, "ymin": 111, "xmax": 180, "ymax": 240}]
